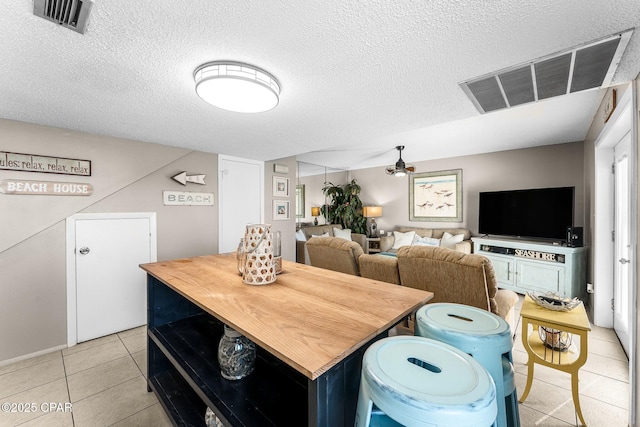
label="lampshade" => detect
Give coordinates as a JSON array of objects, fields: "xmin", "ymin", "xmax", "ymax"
[
  {"xmin": 311, "ymin": 207, "xmax": 321, "ymax": 217},
  {"xmin": 363, "ymin": 206, "xmax": 382, "ymax": 218},
  {"xmin": 194, "ymin": 62, "xmax": 280, "ymax": 113}
]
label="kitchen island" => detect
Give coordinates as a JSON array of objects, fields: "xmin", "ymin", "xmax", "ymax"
[{"xmin": 141, "ymin": 253, "xmax": 433, "ymax": 426}]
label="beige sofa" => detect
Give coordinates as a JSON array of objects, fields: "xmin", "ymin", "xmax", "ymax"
[
  {"xmin": 296, "ymin": 224, "xmax": 366, "ymax": 264},
  {"xmin": 380, "ymin": 227, "xmax": 473, "ymax": 254},
  {"xmin": 306, "ymin": 236, "xmax": 519, "ymax": 332}
]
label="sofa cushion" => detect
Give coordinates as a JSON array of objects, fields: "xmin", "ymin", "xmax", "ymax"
[
  {"xmin": 429, "ymin": 228, "xmax": 471, "ymax": 240},
  {"xmin": 392, "ymin": 230, "xmax": 416, "ymax": 249},
  {"xmin": 312, "ymin": 232, "xmax": 329, "ymax": 238},
  {"xmin": 301, "ymin": 224, "xmax": 342, "ymax": 240},
  {"xmin": 333, "ymin": 227, "xmax": 352, "ymax": 241},
  {"xmin": 440, "ymin": 232, "xmax": 465, "ymax": 250},
  {"xmin": 413, "ymin": 236, "xmax": 440, "ymax": 247},
  {"xmin": 295, "ymin": 229, "xmax": 307, "ymax": 241},
  {"xmin": 397, "ymin": 227, "xmax": 433, "ymax": 238}
]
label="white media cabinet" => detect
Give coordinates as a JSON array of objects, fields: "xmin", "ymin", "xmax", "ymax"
[{"xmin": 472, "ymin": 237, "xmax": 588, "ymax": 300}]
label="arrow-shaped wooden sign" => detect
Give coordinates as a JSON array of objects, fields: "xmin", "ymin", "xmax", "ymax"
[{"xmin": 172, "ymin": 171, "xmax": 206, "ymax": 186}]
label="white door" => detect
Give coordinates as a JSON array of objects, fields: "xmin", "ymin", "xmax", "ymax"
[
  {"xmin": 75, "ymin": 217, "xmax": 152, "ymax": 342},
  {"xmin": 613, "ymin": 133, "xmax": 632, "ymax": 355},
  {"xmin": 219, "ymin": 156, "xmax": 264, "ymax": 253}
]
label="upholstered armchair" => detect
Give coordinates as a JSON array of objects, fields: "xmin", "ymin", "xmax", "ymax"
[
  {"xmin": 396, "ymin": 245, "xmax": 519, "ymax": 333},
  {"xmin": 305, "ymin": 236, "xmax": 364, "ymax": 276}
]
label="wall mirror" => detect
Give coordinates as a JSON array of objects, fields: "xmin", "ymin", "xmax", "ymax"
[
  {"xmin": 296, "ymin": 161, "xmax": 348, "ymax": 227},
  {"xmin": 296, "ymin": 185, "xmax": 305, "ymax": 218}
]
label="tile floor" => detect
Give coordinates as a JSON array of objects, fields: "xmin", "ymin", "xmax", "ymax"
[{"xmin": 0, "ymin": 296, "xmax": 630, "ymax": 426}]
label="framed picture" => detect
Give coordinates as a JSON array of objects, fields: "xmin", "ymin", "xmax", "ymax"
[
  {"xmin": 409, "ymin": 169, "xmax": 462, "ymax": 222},
  {"xmin": 273, "ymin": 200, "xmax": 290, "ymax": 220},
  {"xmin": 296, "ymin": 185, "xmax": 305, "ymax": 218},
  {"xmin": 272, "ymin": 176, "xmax": 289, "ymax": 197}
]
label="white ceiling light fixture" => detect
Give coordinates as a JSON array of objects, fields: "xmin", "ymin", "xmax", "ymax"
[
  {"xmin": 194, "ymin": 61, "xmax": 280, "ymax": 113},
  {"xmin": 385, "ymin": 146, "xmax": 415, "ymax": 177}
]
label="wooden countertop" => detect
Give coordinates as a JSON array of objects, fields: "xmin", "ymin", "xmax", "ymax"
[{"xmin": 141, "ymin": 253, "xmax": 433, "ymax": 380}]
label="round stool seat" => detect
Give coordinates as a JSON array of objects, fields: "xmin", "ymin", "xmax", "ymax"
[
  {"xmin": 359, "ymin": 336, "xmax": 497, "ymax": 426},
  {"xmin": 415, "ymin": 303, "xmax": 520, "ymax": 427},
  {"xmin": 415, "ymin": 303, "xmax": 511, "ymax": 350}
]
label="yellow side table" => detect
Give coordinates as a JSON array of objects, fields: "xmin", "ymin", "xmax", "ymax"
[{"xmin": 519, "ymin": 295, "xmax": 591, "ymax": 426}]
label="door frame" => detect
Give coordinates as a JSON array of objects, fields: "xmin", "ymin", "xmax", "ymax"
[
  {"xmin": 613, "ymin": 132, "xmax": 633, "ymax": 354},
  {"xmin": 594, "ymin": 86, "xmax": 633, "ymax": 327},
  {"xmin": 594, "ymin": 82, "xmax": 638, "ymax": 425},
  {"xmin": 65, "ymin": 212, "xmax": 157, "ymax": 347},
  {"xmin": 217, "ymin": 155, "xmax": 264, "ymax": 253}
]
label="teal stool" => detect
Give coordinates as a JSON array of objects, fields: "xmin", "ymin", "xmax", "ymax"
[
  {"xmin": 415, "ymin": 303, "xmax": 521, "ymax": 427},
  {"xmin": 355, "ymin": 336, "xmax": 497, "ymax": 427}
]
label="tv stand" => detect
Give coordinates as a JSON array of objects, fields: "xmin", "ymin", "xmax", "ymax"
[{"xmin": 471, "ymin": 237, "xmax": 588, "ymax": 301}]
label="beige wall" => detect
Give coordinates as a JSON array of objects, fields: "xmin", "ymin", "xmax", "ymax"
[
  {"xmin": 0, "ymin": 119, "xmax": 219, "ymax": 363},
  {"xmin": 342, "ymin": 142, "xmax": 585, "ymax": 237},
  {"xmin": 265, "ymin": 157, "xmax": 298, "ymax": 261}
]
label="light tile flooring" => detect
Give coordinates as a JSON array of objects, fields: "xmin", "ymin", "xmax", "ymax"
[{"xmin": 0, "ymin": 296, "xmax": 630, "ymax": 426}]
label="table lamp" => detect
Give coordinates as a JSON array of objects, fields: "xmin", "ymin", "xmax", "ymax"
[
  {"xmin": 311, "ymin": 207, "xmax": 320, "ymax": 225},
  {"xmin": 363, "ymin": 206, "xmax": 382, "ymax": 237}
]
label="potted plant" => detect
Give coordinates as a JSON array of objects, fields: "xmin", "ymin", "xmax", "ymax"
[{"xmin": 321, "ymin": 179, "xmax": 367, "ymax": 234}]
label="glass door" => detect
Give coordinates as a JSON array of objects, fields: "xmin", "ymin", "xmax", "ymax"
[{"xmin": 613, "ymin": 133, "xmax": 632, "ymax": 355}]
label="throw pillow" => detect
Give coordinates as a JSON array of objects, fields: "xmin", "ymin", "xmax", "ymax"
[
  {"xmin": 440, "ymin": 232, "xmax": 465, "ymax": 249},
  {"xmin": 413, "ymin": 236, "xmax": 441, "ymax": 247},
  {"xmin": 311, "ymin": 232, "xmax": 329, "ymax": 238},
  {"xmin": 333, "ymin": 227, "xmax": 352, "ymax": 241},
  {"xmin": 391, "ymin": 230, "xmax": 416, "ymax": 250},
  {"xmin": 295, "ymin": 229, "xmax": 307, "ymax": 241}
]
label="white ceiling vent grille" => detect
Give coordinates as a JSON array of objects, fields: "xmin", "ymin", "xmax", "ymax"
[
  {"xmin": 33, "ymin": 0, "xmax": 94, "ymax": 34},
  {"xmin": 460, "ymin": 30, "xmax": 634, "ymax": 114}
]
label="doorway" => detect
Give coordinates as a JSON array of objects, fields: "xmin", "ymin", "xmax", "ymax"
[
  {"xmin": 593, "ymin": 83, "xmax": 637, "ymax": 426},
  {"xmin": 66, "ymin": 213, "xmax": 157, "ymax": 345},
  {"xmin": 218, "ymin": 155, "xmax": 264, "ymax": 253},
  {"xmin": 614, "ymin": 133, "xmax": 633, "ymax": 355}
]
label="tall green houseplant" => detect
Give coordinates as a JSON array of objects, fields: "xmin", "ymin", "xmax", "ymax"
[{"xmin": 321, "ymin": 179, "xmax": 367, "ymax": 235}]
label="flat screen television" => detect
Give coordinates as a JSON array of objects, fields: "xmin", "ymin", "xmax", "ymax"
[{"xmin": 478, "ymin": 186, "xmax": 574, "ymax": 242}]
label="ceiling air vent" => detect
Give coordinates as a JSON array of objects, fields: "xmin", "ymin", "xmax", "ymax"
[
  {"xmin": 460, "ymin": 30, "xmax": 633, "ymax": 113},
  {"xmin": 33, "ymin": 0, "xmax": 94, "ymax": 34}
]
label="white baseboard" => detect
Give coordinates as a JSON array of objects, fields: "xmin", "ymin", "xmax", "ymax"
[{"xmin": 0, "ymin": 344, "xmax": 67, "ymax": 367}]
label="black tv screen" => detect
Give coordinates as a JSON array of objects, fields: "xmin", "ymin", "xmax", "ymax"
[{"xmin": 478, "ymin": 187, "xmax": 575, "ymax": 241}]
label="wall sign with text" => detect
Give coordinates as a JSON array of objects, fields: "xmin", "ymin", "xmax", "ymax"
[
  {"xmin": 0, "ymin": 151, "xmax": 91, "ymax": 176},
  {"xmin": 163, "ymin": 191, "xmax": 214, "ymax": 206},
  {"xmin": 0, "ymin": 179, "xmax": 93, "ymax": 196}
]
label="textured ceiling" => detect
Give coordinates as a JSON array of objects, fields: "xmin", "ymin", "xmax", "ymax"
[{"xmin": 1, "ymin": 1, "xmax": 639, "ymax": 172}]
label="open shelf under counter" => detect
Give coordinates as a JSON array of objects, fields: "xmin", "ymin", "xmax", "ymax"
[
  {"xmin": 148, "ymin": 313, "xmax": 306, "ymax": 426},
  {"xmin": 142, "ymin": 254, "xmax": 433, "ymax": 426}
]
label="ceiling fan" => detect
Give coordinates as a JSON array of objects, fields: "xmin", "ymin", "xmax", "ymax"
[{"xmin": 385, "ymin": 146, "xmax": 415, "ymax": 177}]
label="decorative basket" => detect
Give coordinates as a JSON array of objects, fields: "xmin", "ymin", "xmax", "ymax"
[
  {"xmin": 527, "ymin": 291, "xmax": 581, "ymax": 312},
  {"xmin": 538, "ymin": 326, "xmax": 573, "ymax": 351}
]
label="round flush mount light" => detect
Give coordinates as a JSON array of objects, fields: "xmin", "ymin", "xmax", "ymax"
[{"xmin": 194, "ymin": 61, "xmax": 280, "ymax": 113}]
